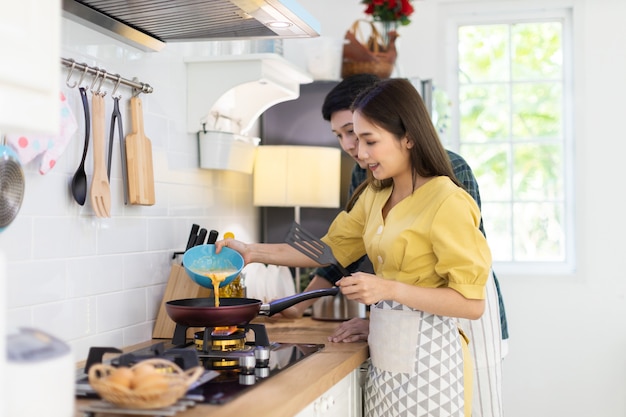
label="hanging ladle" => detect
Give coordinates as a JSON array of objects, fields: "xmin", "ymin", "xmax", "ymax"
[
  {"xmin": 70, "ymin": 86, "xmax": 90, "ymax": 205},
  {"xmin": 71, "ymin": 68, "xmax": 106, "ymax": 205}
]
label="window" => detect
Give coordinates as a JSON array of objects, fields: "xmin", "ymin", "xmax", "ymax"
[{"xmin": 445, "ymin": 7, "xmax": 574, "ymax": 274}]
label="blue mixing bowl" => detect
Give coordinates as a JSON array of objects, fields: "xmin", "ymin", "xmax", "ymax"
[{"xmin": 183, "ymin": 244, "xmax": 244, "ymax": 289}]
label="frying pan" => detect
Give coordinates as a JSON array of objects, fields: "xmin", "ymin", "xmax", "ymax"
[
  {"xmin": 0, "ymin": 136, "xmax": 25, "ymax": 230},
  {"xmin": 165, "ymin": 287, "xmax": 340, "ymax": 327}
]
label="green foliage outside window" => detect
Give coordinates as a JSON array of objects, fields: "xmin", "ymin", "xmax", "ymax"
[{"xmin": 457, "ymin": 21, "xmax": 567, "ymax": 264}]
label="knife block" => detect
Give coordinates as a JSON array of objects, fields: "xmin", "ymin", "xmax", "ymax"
[{"xmin": 153, "ymin": 263, "xmax": 212, "ymax": 339}]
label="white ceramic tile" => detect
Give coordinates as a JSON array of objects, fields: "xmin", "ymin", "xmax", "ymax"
[
  {"xmin": 168, "ymin": 183, "xmax": 215, "ymax": 217},
  {"xmin": 6, "ymin": 307, "xmax": 33, "ymax": 330},
  {"xmin": 33, "ymin": 217, "xmax": 97, "ymax": 259},
  {"xmin": 123, "ymin": 322, "xmax": 154, "ymax": 347},
  {"xmin": 97, "ymin": 288, "xmax": 146, "ymax": 332},
  {"xmin": 123, "ymin": 252, "xmax": 170, "ymax": 288},
  {"xmin": 67, "ymin": 255, "xmax": 124, "ymax": 297},
  {"xmin": 147, "ymin": 218, "xmax": 181, "ymax": 252},
  {"xmin": 32, "ymin": 298, "xmax": 95, "ymax": 341},
  {"xmin": 20, "ymin": 170, "xmax": 76, "ymax": 217},
  {"xmin": 97, "ymin": 217, "xmax": 148, "ymax": 254},
  {"xmin": 0, "ymin": 215, "xmax": 33, "ymax": 261},
  {"xmin": 142, "ymin": 111, "xmax": 167, "ymax": 149},
  {"xmin": 68, "ymin": 329, "xmax": 124, "ymax": 361},
  {"xmin": 7, "ymin": 260, "xmax": 67, "ymax": 308},
  {"xmin": 146, "ymin": 283, "xmax": 166, "ymax": 320}
]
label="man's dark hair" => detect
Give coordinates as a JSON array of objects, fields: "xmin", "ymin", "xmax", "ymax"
[{"xmin": 321, "ymin": 74, "xmax": 381, "ymax": 121}]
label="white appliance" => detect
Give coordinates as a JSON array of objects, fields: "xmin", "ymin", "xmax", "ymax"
[{"xmin": 6, "ymin": 327, "xmax": 75, "ymax": 417}]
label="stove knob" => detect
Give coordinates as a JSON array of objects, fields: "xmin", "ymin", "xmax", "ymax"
[
  {"xmin": 239, "ymin": 373, "xmax": 256, "ymax": 386},
  {"xmin": 255, "ymin": 366, "xmax": 270, "ymax": 379},
  {"xmin": 254, "ymin": 346, "xmax": 270, "ymax": 367},
  {"xmin": 239, "ymin": 355, "xmax": 256, "ymax": 375}
]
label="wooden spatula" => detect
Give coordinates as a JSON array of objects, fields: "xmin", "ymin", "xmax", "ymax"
[
  {"xmin": 285, "ymin": 222, "xmax": 351, "ymax": 277},
  {"xmin": 125, "ymin": 96, "xmax": 155, "ymax": 205}
]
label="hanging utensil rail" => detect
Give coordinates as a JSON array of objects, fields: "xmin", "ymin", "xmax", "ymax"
[{"xmin": 61, "ymin": 57, "xmax": 154, "ymax": 95}]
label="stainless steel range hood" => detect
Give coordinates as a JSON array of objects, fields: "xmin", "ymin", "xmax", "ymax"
[{"xmin": 62, "ymin": 0, "xmax": 321, "ymax": 52}]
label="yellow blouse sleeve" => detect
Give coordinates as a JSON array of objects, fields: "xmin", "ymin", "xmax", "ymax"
[
  {"xmin": 431, "ymin": 191, "xmax": 492, "ymax": 299},
  {"xmin": 321, "ymin": 186, "xmax": 372, "ymax": 267}
]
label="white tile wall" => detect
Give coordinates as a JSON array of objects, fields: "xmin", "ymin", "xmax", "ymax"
[{"xmin": 0, "ymin": 18, "xmax": 260, "ymax": 361}]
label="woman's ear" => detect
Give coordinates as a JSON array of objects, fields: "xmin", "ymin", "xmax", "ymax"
[{"xmin": 405, "ymin": 136, "xmax": 414, "ymax": 149}]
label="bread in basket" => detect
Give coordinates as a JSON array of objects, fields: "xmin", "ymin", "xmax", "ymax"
[{"xmin": 88, "ymin": 358, "xmax": 203, "ymax": 409}]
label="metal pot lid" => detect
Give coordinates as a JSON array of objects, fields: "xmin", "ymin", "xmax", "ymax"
[{"xmin": 0, "ymin": 147, "xmax": 25, "ymax": 229}]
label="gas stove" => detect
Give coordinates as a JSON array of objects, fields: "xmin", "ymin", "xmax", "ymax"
[{"xmin": 76, "ymin": 322, "xmax": 324, "ymax": 405}]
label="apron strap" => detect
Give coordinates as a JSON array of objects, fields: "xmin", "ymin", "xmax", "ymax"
[{"xmin": 458, "ymin": 325, "xmax": 473, "ymax": 417}]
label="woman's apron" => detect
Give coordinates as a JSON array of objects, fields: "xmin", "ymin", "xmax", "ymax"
[{"xmin": 364, "ymin": 300, "xmax": 467, "ymax": 417}]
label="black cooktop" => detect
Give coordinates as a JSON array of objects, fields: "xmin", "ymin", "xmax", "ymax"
[{"xmin": 76, "ymin": 331, "xmax": 324, "ymax": 405}]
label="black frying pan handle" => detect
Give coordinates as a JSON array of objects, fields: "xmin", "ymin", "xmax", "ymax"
[{"xmin": 260, "ymin": 287, "xmax": 340, "ymax": 316}]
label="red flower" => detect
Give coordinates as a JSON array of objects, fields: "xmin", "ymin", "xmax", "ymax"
[{"xmin": 361, "ymin": 0, "xmax": 414, "ymax": 25}]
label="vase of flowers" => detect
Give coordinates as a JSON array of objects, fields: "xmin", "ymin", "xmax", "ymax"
[{"xmin": 361, "ymin": 0, "xmax": 414, "ymax": 49}]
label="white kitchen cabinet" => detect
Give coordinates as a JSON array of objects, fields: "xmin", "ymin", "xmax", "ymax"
[
  {"xmin": 296, "ymin": 366, "xmax": 364, "ymax": 417},
  {"xmin": 0, "ymin": 0, "xmax": 60, "ymax": 134}
]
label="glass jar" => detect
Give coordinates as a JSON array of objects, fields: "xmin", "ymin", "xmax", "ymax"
[{"xmin": 217, "ymin": 231, "xmax": 246, "ymax": 298}]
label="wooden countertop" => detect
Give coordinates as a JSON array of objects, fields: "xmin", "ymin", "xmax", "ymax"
[{"xmin": 75, "ymin": 317, "xmax": 369, "ymax": 417}]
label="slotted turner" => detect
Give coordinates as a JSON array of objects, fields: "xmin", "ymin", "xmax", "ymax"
[{"xmin": 285, "ymin": 222, "xmax": 351, "ymax": 277}]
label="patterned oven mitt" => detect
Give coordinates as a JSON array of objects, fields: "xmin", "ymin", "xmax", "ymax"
[{"xmin": 6, "ymin": 91, "xmax": 78, "ymax": 174}]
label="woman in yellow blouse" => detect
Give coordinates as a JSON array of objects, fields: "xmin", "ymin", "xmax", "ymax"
[{"xmin": 216, "ymin": 78, "xmax": 491, "ymax": 417}]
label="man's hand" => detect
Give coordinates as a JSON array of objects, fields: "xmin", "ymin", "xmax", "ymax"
[
  {"xmin": 328, "ymin": 318, "xmax": 369, "ymax": 343},
  {"xmin": 271, "ymin": 305, "xmax": 302, "ymax": 319}
]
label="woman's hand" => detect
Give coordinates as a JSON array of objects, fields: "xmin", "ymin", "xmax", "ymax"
[
  {"xmin": 215, "ymin": 238, "xmax": 252, "ymax": 264},
  {"xmin": 328, "ymin": 318, "xmax": 370, "ymax": 343},
  {"xmin": 336, "ymin": 272, "xmax": 391, "ymax": 305}
]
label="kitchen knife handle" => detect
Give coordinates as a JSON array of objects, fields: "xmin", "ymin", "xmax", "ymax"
[
  {"xmin": 195, "ymin": 228, "xmax": 208, "ymax": 246},
  {"xmin": 186, "ymin": 224, "xmax": 200, "ymax": 250},
  {"xmin": 207, "ymin": 230, "xmax": 219, "ymax": 244}
]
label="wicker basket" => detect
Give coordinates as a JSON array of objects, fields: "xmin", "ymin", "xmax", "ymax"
[
  {"xmin": 341, "ymin": 59, "xmax": 395, "ymax": 79},
  {"xmin": 88, "ymin": 358, "xmax": 203, "ymax": 409},
  {"xmin": 341, "ymin": 19, "xmax": 397, "ymax": 79}
]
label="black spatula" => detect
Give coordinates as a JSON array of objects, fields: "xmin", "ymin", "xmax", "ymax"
[{"xmin": 285, "ymin": 222, "xmax": 351, "ymax": 277}]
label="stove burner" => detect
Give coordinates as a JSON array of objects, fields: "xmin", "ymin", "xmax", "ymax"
[
  {"xmin": 194, "ymin": 330, "xmax": 246, "ymax": 352},
  {"xmin": 176, "ymin": 323, "xmax": 270, "ymax": 352}
]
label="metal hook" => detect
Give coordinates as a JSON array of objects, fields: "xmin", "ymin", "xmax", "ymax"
[
  {"xmin": 111, "ymin": 74, "xmax": 123, "ymax": 99},
  {"xmin": 65, "ymin": 60, "xmax": 78, "ymax": 88},
  {"xmin": 77, "ymin": 64, "xmax": 90, "ymax": 88},
  {"xmin": 89, "ymin": 68, "xmax": 102, "ymax": 93},
  {"xmin": 97, "ymin": 71, "xmax": 108, "ymax": 97}
]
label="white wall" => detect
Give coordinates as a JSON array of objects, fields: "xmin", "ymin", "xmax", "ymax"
[{"xmin": 1, "ymin": 1, "xmax": 625, "ymax": 417}]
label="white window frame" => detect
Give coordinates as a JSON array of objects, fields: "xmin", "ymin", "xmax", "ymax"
[{"xmin": 441, "ymin": 2, "xmax": 576, "ymax": 275}]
